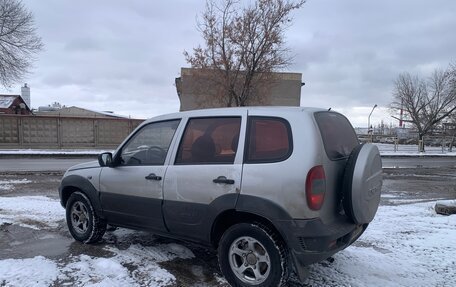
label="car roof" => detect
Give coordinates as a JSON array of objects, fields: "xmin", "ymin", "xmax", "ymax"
[{"xmin": 144, "ymin": 106, "xmax": 329, "ymax": 123}]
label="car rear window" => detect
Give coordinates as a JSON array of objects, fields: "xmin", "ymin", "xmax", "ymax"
[
  {"xmin": 245, "ymin": 117, "xmax": 292, "ymax": 163},
  {"xmin": 314, "ymin": 112, "xmax": 359, "ymax": 160}
]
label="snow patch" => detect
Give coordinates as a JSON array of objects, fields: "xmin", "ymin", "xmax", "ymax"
[
  {"xmin": 58, "ymin": 243, "xmax": 193, "ymax": 286},
  {"xmin": 0, "ymin": 196, "xmax": 64, "ymax": 228},
  {"xmin": 375, "ymin": 143, "xmax": 456, "ymax": 156},
  {"xmin": 0, "ymin": 179, "xmax": 31, "ymax": 190},
  {"xmin": 59, "ymin": 255, "xmax": 137, "ymax": 287},
  {"xmin": 435, "ymin": 199, "xmax": 456, "ymax": 207},
  {"xmin": 304, "ymin": 202, "xmax": 456, "ymax": 286},
  {"xmin": 0, "ymin": 256, "xmax": 59, "ymax": 287}
]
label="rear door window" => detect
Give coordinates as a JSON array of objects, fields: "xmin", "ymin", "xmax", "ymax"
[
  {"xmin": 175, "ymin": 117, "xmax": 241, "ymax": 165},
  {"xmin": 245, "ymin": 117, "xmax": 292, "ymax": 163},
  {"xmin": 314, "ymin": 112, "xmax": 359, "ymax": 160}
]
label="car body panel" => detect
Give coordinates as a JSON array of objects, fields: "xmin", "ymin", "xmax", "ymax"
[
  {"xmin": 240, "ymin": 109, "xmax": 326, "ymax": 219},
  {"xmin": 99, "ymin": 165, "xmax": 167, "ymax": 231},
  {"xmin": 67, "ymin": 160, "xmax": 100, "ymax": 172}
]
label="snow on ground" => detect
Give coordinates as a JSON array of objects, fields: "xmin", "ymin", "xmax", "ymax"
[
  {"xmin": 304, "ymin": 201, "xmax": 456, "ymax": 287},
  {"xmin": 1, "ymin": 195, "xmax": 455, "ymax": 286},
  {"xmin": 0, "ymin": 179, "xmax": 31, "ymax": 190},
  {"xmin": 0, "ymin": 196, "xmax": 194, "ymax": 286},
  {"xmin": 58, "ymin": 251, "xmax": 178, "ymax": 287},
  {"xmin": 435, "ymin": 199, "xmax": 456, "ymax": 206},
  {"xmin": 0, "ymin": 196, "xmax": 64, "ymax": 228},
  {"xmin": 375, "ymin": 143, "xmax": 456, "ymax": 156},
  {"xmin": 0, "ymin": 256, "xmax": 59, "ymax": 287},
  {"xmin": 0, "ymin": 242, "xmax": 192, "ymax": 287}
]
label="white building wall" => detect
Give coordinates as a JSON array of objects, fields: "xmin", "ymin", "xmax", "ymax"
[{"xmin": 21, "ymin": 84, "xmax": 31, "ymax": 108}]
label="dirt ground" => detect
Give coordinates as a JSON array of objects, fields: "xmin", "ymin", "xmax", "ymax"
[{"xmin": 1, "ymin": 167, "xmax": 455, "ymax": 286}]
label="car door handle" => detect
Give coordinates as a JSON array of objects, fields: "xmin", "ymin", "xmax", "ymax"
[
  {"xmin": 145, "ymin": 173, "xmax": 162, "ymax": 181},
  {"xmin": 213, "ymin": 176, "xmax": 235, "ymax": 184}
]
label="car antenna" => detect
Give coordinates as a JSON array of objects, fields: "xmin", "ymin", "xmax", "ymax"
[{"xmin": 328, "ymin": 108, "xmax": 331, "ymax": 111}]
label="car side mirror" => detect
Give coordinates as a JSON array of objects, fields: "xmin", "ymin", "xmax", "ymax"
[{"xmin": 98, "ymin": 152, "xmax": 113, "ymax": 167}]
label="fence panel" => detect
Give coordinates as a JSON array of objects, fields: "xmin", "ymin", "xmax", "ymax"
[
  {"xmin": 0, "ymin": 115, "xmax": 143, "ymax": 149},
  {"xmin": 61, "ymin": 118, "xmax": 95, "ymax": 146},
  {"xmin": 22, "ymin": 117, "xmax": 58, "ymax": 145},
  {"xmin": 0, "ymin": 116, "xmax": 19, "ymax": 145},
  {"xmin": 97, "ymin": 120, "xmax": 130, "ymax": 146}
]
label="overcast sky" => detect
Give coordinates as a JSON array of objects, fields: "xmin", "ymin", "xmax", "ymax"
[{"xmin": 2, "ymin": 0, "xmax": 455, "ymax": 127}]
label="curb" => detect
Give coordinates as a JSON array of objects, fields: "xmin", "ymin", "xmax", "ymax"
[{"xmin": 380, "ymin": 154, "xmax": 456, "ymax": 158}]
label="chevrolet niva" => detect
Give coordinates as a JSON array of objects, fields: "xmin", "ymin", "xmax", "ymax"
[{"xmin": 59, "ymin": 107, "xmax": 382, "ymax": 287}]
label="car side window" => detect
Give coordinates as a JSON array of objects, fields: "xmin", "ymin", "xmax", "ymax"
[
  {"xmin": 175, "ymin": 117, "xmax": 241, "ymax": 165},
  {"xmin": 119, "ymin": 120, "xmax": 180, "ymax": 166},
  {"xmin": 245, "ymin": 117, "xmax": 292, "ymax": 163}
]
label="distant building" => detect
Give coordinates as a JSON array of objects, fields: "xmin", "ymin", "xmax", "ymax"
[
  {"xmin": 35, "ymin": 106, "xmax": 129, "ymax": 119},
  {"xmin": 21, "ymin": 83, "xmax": 31, "ymax": 108},
  {"xmin": 175, "ymin": 68, "xmax": 303, "ymax": 111},
  {"xmin": 0, "ymin": 95, "xmax": 32, "ymax": 115}
]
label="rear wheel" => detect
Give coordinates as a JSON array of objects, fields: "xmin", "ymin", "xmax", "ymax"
[
  {"xmin": 218, "ymin": 223, "xmax": 288, "ymax": 287},
  {"xmin": 66, "ymin": 191, "xmax": 106, "ymax": 243}
]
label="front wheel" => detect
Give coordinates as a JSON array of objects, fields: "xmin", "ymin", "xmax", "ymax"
[
  {"xmin": 66, "ymin": 191, "xmax": 106, "ymax": 243},
  {"xmin": 218, "ymin": 223, "xmax": 288, "ymax": 287}
]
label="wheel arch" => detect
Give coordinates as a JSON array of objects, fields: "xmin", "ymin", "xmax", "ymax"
[
  {"xmin": 210, "ymin": 209, "xmax": 287, "ymax": 249},
  {"xmin": 60, "ymin": 175, "xmax": 103, "ymax": 217}
]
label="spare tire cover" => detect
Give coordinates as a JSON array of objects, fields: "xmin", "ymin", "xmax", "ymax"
[{"xmin": 342, "ymin": 144, "xmax": 382, "ymax": 224}]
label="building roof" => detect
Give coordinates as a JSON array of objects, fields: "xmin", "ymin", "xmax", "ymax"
[
  {"xmin": 0, "ymin": 94, "xmax": 31, "ymax": 111},
  {"xmin": 35, "ymin": 106, "xmax": 130, "ymax": 119},
  {"xmin": 0, "ymin": 95, "xmax": 21, "ymax": 109}
]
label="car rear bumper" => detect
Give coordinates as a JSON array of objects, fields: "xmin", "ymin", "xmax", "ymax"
[{"xmin": 275, "ymin": 216, "xmax": 367, "ymax": 281}]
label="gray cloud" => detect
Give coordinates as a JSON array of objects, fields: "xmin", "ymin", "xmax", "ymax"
[
  {"xmin": 64, "ymin": 38, "xmax": 103, "ymax": 52},
  {"xmin": 289, "ymin": 0, "xmax": 456, "ymax": 115},
  {"xmin": 0, "ymin": 0, "xmax": 453, "ymax": 126}
]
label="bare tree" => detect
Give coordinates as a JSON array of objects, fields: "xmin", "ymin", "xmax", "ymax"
[
  {"xmin": 184, "ymin": 0, "xmax": 305, "ymax": 107},
  {"xmin": 0, "ymin": 0, "xmax": 43, "ymax": 88},
  {"xmin": 391, "ymin": 66, "xmax": 456, "ymax": 151}
]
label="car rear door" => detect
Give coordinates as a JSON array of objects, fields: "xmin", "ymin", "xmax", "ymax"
[
  {"xmin": 163, "ymin": 110, "xmax": 247, "ymax": 241},
  {"xmin": 99, "ymin": 119, "xmax": 181, "ymax": 231}
]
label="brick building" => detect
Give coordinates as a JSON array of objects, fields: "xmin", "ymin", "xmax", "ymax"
[
  {"xmin": 175, "ymin": 68, "xmax": 303, "ymax": 111},
  {"xmin": 0, "ymin": 95, "xmax": 32, "ymax": 115}
]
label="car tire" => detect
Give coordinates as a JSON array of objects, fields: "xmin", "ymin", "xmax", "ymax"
[
  {"xmin": 66, "ymin": 191, "xmax": 107, "ymax": 244},
  {"xmin": 342, "ymin": 143, "xmax": 383, "ymax": 224},
  {"xmin": 218, "ymin": 223, "xmax": 288, "ymax": 287}
]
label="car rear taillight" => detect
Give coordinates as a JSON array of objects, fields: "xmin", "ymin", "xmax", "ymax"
[{"xmin": 306, "ymin": 165, "xmax": 326, "ymax": 210}]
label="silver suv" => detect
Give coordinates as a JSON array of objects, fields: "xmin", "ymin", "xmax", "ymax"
[{"xmin": 59, "ymin": 107, "xmax": 382, "ymax": 286}]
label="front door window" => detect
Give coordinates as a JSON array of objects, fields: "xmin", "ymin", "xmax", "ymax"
[{"xmin": 120, "ymin": 120, "xmax": 180, "ymax": 166}]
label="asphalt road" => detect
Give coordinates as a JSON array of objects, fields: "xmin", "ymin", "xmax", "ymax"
[
  {"xmin": 0, "ymin": 157, "xmax": 97, "ymax": 172},
  {"xmin": 0, "ymin": 156, "xmax": 455, "ymax": 172}
]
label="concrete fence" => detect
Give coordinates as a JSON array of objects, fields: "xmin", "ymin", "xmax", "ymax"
[{"xmin": 0, "ymin": 115, "xmax": 144, "ymax": 149}]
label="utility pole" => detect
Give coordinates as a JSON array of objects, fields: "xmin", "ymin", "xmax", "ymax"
[{"xmin": 368, "ymin": 104, "xmax": 378, "ymax": 142}]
